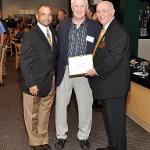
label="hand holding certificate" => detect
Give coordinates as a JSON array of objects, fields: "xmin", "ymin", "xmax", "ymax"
[{"xmin": 68, "ymin": 54, "xmax": 93, "ymax": 76}]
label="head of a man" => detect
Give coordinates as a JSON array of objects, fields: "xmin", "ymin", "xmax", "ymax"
[
  {"xmin": 36, "ymin": 4, "xmax": 52, "ymax": 27},
  {"xmin": 71, "ymin": 0, "xmax": 88, "ymax": 21},
  {"xmin": 57, "ymin": 9, "xmax": 66, "ymax": 21},
  {"xmin": 96, "ymin": 1, "xmax": 115, "ymax": 26}
]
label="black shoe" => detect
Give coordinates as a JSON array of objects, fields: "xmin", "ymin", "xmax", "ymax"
[
  {"xmin": 0, "ymin": 83, "xmax": 4, "ymax": 86},
  {"xmin": 96, "ymin": 147, "xmax": 114, "ymax": 150},
  {"xmin": 41, "ymin": 144, "xmax": 51, "ymax": 150},
  {"xmin": 92, "ymin": 99, "xmax": 103, "ymax": 112},
  {"xmin": 96, "ymin": 148, "xmax": 109, "ymax": 150},
  {"xmin": 2, "ymin": 74, "xmax": 6, "ymax": 79},
  {"xmin": 79, "ymin": 139, "xmax": 90, "ymax": 150},
  {"xmin": 55, "ymin": 139, "xmax": 66, "ymax": 150},
  {"xmin": 31, "ymin": 145, "xmax": 43, "ymax": 150}
]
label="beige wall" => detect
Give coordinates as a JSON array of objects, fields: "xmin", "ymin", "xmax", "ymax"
[{"xmin": 2, "ymin": 0, "xmax": 68, "ymax": 18}]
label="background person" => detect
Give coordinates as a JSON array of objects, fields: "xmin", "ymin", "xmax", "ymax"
[{"xmin": 56, "ymin": 9, "xmax": 67, "ymax": 31}]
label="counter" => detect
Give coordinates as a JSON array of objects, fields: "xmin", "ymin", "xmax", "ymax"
[
  {"xmin": 127, "ymin": 59, "xmax": 150, "ymax": 133},
  {"xmin": 127, "ymin": 81, "xmax": 150, "ymax": 133}
]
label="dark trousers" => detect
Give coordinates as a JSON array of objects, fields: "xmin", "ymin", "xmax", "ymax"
[{"xmin": 102, "ymin": 96, "xmax": 127, "ymax": 150}]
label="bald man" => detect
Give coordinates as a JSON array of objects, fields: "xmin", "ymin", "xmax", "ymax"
[{"xmin": 87, "ymin": 1, "xmax": 130, "ymax": 150}]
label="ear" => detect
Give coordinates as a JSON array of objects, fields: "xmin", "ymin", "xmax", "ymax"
[
  {"xmin": 112, "ymin": 9, "xmax": 115, "ymax": 16},
  {"xmin": 71, "ymin": 6, "xmax": 73, "ymax": 12},
  {"xmin": 86, "ymin": 6, "xmax": 89, "ymax": 12},
  {"xmin": 36, "ymin": 14, "xmax": 38, "ymax": 21}
]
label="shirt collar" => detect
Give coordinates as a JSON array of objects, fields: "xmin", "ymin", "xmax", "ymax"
[
  {"xmin": 103, "ymin": 17, "xmax": 114, "ymax": 31},
  {"xmin": 72, "ymin": 18, "xmax": 86, "ymax": 29},
  {"xmin": 37, "ymin": 22, "xmax": 47, "ymax": 32},
  {"xmin": 37, "ymin": 22, "xmax": 52, "ymax": 38}
]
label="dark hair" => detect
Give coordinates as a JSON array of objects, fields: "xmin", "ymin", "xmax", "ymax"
[
  {"xmin": 37, "ymin": 3, "xmax": 51, "ymax": 12},
  {"xmin": 57, "ymin": 9, "xmax": 66, "ymax": 15},
  {"xmin": 88, "ymin": 5, "xmax": 96, "ymax": 16}
]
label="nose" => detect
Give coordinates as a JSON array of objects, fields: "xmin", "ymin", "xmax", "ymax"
[{"xmin": 77, "ymin": 6, "xmax": 82, "ymax": 12}]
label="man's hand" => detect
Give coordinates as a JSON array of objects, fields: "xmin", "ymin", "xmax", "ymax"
[
  {"xmin": 85, "ymin": 69, "xmax": 97, "ymax": 77},
  {"xmin": 29, "ymin": 85, "xmax": 39, "ymax": 96}
]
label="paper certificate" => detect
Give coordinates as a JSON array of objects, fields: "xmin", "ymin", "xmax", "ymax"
[{"xmin": 68, "ymin": 54, "xmax": 93, "ymax": 76}]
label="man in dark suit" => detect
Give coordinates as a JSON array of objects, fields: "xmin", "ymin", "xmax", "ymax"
[
  {"xmin": 55, "ymin": 0, "xmax": 100, "ymax": 149},
  {"xmin": 87, "ymin": 1, "xmax": 130, "ymax": 150},
  {"xmin": 20, "ymin": 4, "xmax": 57, "ymax": 150}
]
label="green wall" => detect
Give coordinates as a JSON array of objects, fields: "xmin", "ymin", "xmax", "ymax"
[{"xmin": 121, "ymin": 0, "xmax": 140, "ymax": 56}]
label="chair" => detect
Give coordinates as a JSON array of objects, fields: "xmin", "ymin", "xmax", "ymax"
[
  {"xmin": 0, "ymin": 45, "xmax": 7, "ymax": 85},
  {"xmin": 14, "ymin": 43, "xmax": 21, "ymax": 69},
  {"xmin": 5, "ymin": 35, "xmax": 14, "ymax": 56}
]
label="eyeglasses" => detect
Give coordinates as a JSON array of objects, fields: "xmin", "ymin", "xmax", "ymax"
[
  {"xmin": 38, "ymin": 13, "xmax": 53, "ymax": 17},
  {"xmin": 73, "ymin": 5, "xmax": 86, "ymax": 10},
  {"xmin": 97, "ymin": 9, "xmax": 112, "ymax": 14}
]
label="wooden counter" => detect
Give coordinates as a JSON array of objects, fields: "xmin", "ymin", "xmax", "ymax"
[{"xmin": 127, "ymin": 81, "xmax": 150, "ymax": 133}]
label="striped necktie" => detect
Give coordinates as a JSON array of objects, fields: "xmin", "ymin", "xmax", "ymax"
[
  {"xmin": 93, "ymin": 28, "xmax": 105, "ymax": 57},
  {"xmin": 46, "ymin": 28, "xmax": 52, "ymax": 46}
]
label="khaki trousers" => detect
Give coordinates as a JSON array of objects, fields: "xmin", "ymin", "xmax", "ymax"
[
  {"xmin": 23, "ymin": 79, "xmax": 55, "ymax": 146},
  {"xmin": 55, "ymin": 66, "xmax": 93, "ymax": 140}
]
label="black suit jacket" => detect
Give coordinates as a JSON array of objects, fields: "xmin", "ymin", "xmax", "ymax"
[
  {"xmin": 56, "ymin": 18, "xmax": 100, "ymax": 86},
  {"xmin": 89, "ymin": 19, "xmax": 130, "ymax": 99},
  {"xmin": 20, "ymin": 25, "xmax": 57, "ymax": 97}
]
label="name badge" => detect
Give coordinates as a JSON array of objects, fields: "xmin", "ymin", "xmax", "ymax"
[{"xmin": 86, "ymin": 36, "xmax": 94, "ymax": 43}]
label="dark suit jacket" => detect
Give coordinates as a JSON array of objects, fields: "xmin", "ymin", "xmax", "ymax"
[
  {"xmin": 89, "ymin": 18, "xmax": 130, "ymax": 99},
  {"xmin": 56, "ymin": 18, "xmax": 100, "ymax": 86},
  {"xmin": 20, "ymin": 25, "xmax": 57, "ymax": 97}
]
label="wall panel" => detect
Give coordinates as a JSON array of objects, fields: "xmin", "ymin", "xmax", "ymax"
[{"xmin": 2, "ymin": 0, "xmax": 68, "ymax": 18}]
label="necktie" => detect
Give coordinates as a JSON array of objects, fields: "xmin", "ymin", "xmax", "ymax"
[
  {"xmin": 46, "ymin": 28, "xmax": 52, "ymax": 46},
  {"xmin": 93, "ymin": 28, "xmax": 105, "ymax": 57}
]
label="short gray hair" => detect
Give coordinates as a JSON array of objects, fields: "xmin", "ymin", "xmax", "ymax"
[{"xmin": 71, "ymin": 0, "xmax": 89, "ymax": 9}]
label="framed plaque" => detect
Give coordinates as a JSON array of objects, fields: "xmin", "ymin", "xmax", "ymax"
[{"xmin": 68, "ymin": 54, "xmax": 93, "ymax": 76}]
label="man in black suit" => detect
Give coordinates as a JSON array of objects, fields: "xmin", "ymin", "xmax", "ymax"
[
  {"xmin": 87, "ymin": 1, "xmax": 130, "ymax": 150},
  {"xmin": 20, "ymin": 4, "xmax": 57, "ymax": 150}
]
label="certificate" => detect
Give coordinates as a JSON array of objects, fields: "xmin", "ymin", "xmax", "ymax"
[{"xmin": 68, "ymin": 54, "xmax": 93, "ymax": 76}]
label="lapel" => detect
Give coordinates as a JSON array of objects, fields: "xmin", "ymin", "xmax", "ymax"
[
  {"xmin": 98, "ymin": 18, "xmax": 116, "ymax": 49},
  {"xmin": 103, "ymin": 18, "xmax": 116, "ymax": 39},
  {"xmin": 65, "ymin": 19, "xmax": 72, "ymax": 44},
  {"xmin": 86, "ymin": 18, "xmax": 91, "ymax": 53},
  {"xmin": 63, "ymin": 19, "xmax": 72, "ymax": 56},
  {"xmin": 86, "ymin": 18, "xmax": 101, "ymax": 53},
  {"xmin": 34, "ymin": 25, "xmax": 52, "ymax": 48}
]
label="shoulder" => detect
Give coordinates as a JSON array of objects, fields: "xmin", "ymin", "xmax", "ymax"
[
  {"xmin": 49, "ymin": 25, "xmax": 57, "ymax": 35},
  {"xmin": 109, "ymin": 19, "xmax": 129, "ymax": 39},
  {"xmin": 59, "ymin": 18, "xmax": 71, "ymax": 28},
  {"xmin": 22, "ymin": 27, "xmax": 36, "ymax": 42},
  {"xmin": 86, "ymin": 18, "xmax": 101, "ymax": 32},
  {"xmin": 113, "ymin": 19, "xmax": 128, "ymax": 34},
  {"xmin": 107, "ymin": 19, "xmax": 129, "ymax": 46},
  {"xmin": 57, "ymin": 18, "xmax": 72, "ymax": 35},
  {"xmin": 86, "ymin": 18, "xmax": 100, "ymax": 27}
]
